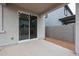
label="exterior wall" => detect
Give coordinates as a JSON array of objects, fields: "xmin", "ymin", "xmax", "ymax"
[
  {"xmin": 46, "ymin": 23, "xmax": 75, "ymax": 43},
  {"xmin": 37, "ymin": 17, "xmax": 45, "ymax": 40},
  {"xmin": 76, "ymin": 3, "xmax": 79, "ymax": 55},
  {"xmin": 0, "ymin": 4, "xmax": 45, "ymax": 46},
  {"xmin": 45, "ymin": 7, "xmax": 71, "ymax": 27},
  {"xmin": 45, "ymin": 6, "xmax": 74, "ymax": 43},
  {"xmin": 0, "ymin": 5, "xmax": 19, "ymax": 46}
]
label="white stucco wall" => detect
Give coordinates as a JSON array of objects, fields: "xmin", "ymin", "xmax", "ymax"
[
  {"xmin": 76, "ymin": 3, "xmax": 79, "ymax": 55},
  {"xmin": 0, "ymin": 5, "xmax": 19, "ymax": 46},
  {"xmin": 37, "ymin": 17, "xmax": 45, "ymax": 40},
  {"xmin": 0, "ymin": 4, "xmax": 45, "ymax": 46}
]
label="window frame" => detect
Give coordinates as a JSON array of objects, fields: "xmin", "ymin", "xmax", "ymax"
[
  {"xmin": 18, "ymin": 10, "xmax": 38, "ymax": 41},
  {"xmin": 0, "ymin": 4, "xmax": 5, "ymax": 34}
]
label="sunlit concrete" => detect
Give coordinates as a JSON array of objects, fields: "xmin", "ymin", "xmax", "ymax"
[{"xmin": 0, "ymin": 40, "xmax": 75, "ymax": 56}]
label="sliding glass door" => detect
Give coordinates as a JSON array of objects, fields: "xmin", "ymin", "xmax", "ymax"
[
  {"xmin": 19, "ymin": 13, "xmax": 37, "ymax": 41},
  {"xmin": 30, "ymin": 15, "xmax": 37, "ymax": 39},
  {"xmin": 19, "ymin": 13, "xmax": 29, "ymax": 40}
]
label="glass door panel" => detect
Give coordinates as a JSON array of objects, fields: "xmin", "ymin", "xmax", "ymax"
[
  {"xmin": 30, "ymin": 15, "xmax": 37, "ymax": 39},
  {"xmin": 19, "ymin": 13, "xmax": 29, "ymax": 40}
]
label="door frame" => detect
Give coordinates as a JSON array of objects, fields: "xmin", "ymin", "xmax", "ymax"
[{"xmin": 18, "ymin": 10, "xmax": 38, "ymax": 43}]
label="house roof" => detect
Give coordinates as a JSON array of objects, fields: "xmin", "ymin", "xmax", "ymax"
[
  {"xmin": 59, "ymin": 15, "xmax": 75, "ymax": 25},
  {"xmin": 10, "ymin": 3, "xmax": 66, "ymax": 16},
  {"xmin": 65, "ymin": 5, "xmax": 73, "ymax": 15}
]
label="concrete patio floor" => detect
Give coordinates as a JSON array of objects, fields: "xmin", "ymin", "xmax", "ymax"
[{"xmin": 0, "ymin": 40, "xmax": 75, "ymax": 56}]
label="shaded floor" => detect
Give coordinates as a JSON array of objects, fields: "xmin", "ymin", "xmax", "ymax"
[
  {"xmin": 0, "ymin": 40, "xmax": 74, "ymax": 56},
  {"xmin": 45, "ymin": 37, "xmax": 75, "ymax": 51}
]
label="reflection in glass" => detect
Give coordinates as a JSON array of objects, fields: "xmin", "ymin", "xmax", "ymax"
[
  {"xmin": 19, "ymin": 13, "xmax": 29, "ymax": 40},
  {"xmin": 30, "ymin": 15, "xmax": 37, "ymax": 39}
]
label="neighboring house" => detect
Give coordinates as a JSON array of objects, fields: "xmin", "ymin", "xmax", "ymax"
[
  {"xmin": 45, "ymin": 5, "xmax": 73, "ymax": 27},
  {"xmin": 45, "ymin": 5, "xmax": 75, "ymax": 43},
  {"xmin": 0, "ymin": 3, "xmax": 65, "ymax": 46}
]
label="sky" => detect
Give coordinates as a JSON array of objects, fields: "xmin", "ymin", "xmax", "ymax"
[{"xmin": 68, "ymin": 3, "xmax": 75, "ymax": 14}]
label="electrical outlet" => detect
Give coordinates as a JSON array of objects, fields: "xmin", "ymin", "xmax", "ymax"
[{"xmin": 11, "ymin": 37, "xmax": 14, "ymax": 40}]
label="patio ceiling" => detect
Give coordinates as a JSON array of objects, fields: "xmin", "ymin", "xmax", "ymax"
[{"xmin": 13, "ymin": 3, "xmax": 66, "ymax": 16}]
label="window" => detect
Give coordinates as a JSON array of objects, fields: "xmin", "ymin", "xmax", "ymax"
[
  {"xmin": 0, "ymin": 5, "xmax": 2, "ymax": 32},
  {"xmin": 0, "ymin": 4, "xmax": 5, "ymax": 33}
]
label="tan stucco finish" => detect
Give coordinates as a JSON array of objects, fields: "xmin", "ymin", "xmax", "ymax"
[{"xmin": 7, "ymin": 3, "xmax": 66, "ymax": 15}]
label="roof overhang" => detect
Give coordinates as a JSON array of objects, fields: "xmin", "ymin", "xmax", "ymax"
[{"xmin": 7, "ymin": 3, "xmax": 67, "ymax": 16}]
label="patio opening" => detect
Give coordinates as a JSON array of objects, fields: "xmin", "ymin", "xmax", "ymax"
[{"xmin": 45, "ymin": 4, "xmax": 75, "ymax": 52}]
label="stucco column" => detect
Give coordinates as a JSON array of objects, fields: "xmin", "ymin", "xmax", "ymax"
[{"xmin": 76, "ymin": 3, "xmax": 79, "ymax": 56}]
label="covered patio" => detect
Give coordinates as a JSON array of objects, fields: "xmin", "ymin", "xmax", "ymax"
[{"xmin": 0, "ymin": 3, "xmax": 75, "ymax": 56}]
